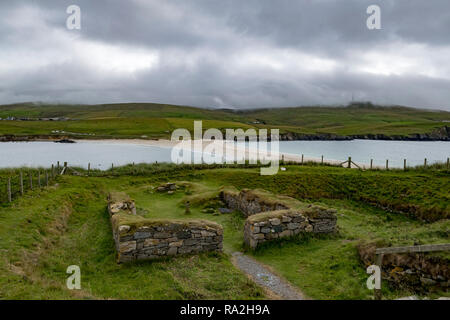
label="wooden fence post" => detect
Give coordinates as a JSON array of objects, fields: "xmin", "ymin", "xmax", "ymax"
[
  {"xmin": 301, "ymin": 154, "xmax": 304, "ymax": 164},
  {"xmin": 347, "ymin": 157, "xmax": 351, "ymax": 169},
  {"xmin": 88, "ymin": 163, "xmax": 91, "ymax": 176},
  {"xmin": 321, "ymin": 155, "xmax": 324, "ymax": 164},
  {"xmin": 111, "ymin": 163, "xmax": 114, "ymax": 172},
  {"xmin": 447, "ymin": 158, "xmax": 449, "ymax": 170},
  {"xmin": 45, "ymin": 171, "xmax": 49, "ymax": 187},
  {"xmin": 51, "ymin": 164, "xmax": 54, "ymax": 179},
  {"xmin": 38, "ymin": 171, "xmax": 41, "ymax": 188},
  {"xmin": 20, "ymin": 171, "xmax": 24, "ymax": 195},
  {"xmin": 370, "ymin": 159, "xmax": 373, "ymax": 170},
  {"xmin": 282, "ymin": 155, "xmax": 285, "ymax": 164},
  {"xmin": 60, "ymin": 162, "xmax": 68, "ymax": 175},
  {"xmin": 57, "ymin": 161, "xmax": 60, "ymax": 172},
  {"xmin": 424, "ymin": 158, "xmax": 427, "ymax": 169},
  {"xmin": 7, "ymin": 177, "xmax": 12, "ymax": 202},
  {"xmin": 403, "ymin": 159, "xmax": 407, "ymax": 171},
  {"xmin": 385, "ymin": 159, "xmax": 389, "ymax": 170},
  {"xmin": 29, "ymin": 172, "xmax": 33, "ymax": 190}
]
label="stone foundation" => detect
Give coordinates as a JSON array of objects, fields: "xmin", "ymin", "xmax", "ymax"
[
  {"xmin": 244, "ymin": 206, "xmax": 337, "ymax": 248},
  {"xmin": 108, "ymin": 193, "xmax": 223, "ymax": 263},
  {"xmin": 221, "ymin": 188, "xmax": 337, "ymax": 249},
  {"xmin": 358, "ymin": 243, "xmax": 449, "ymax": 293},
  {"xmin": 221, "ymin": 188, "xmax": 290, "ymax": 217}
]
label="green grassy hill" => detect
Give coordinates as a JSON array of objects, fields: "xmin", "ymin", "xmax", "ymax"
[{"xmin": 0, "ymin": 102, "xmax": 449, "ymax": 139}]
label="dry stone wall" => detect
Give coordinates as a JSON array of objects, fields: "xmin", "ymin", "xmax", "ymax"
[
  {"xmin": 108, "ymin": 193, "xmax": 223, "ymax": 263},
  {"xmin": 221, "ymin": 188, "xmax": 337, "ymax": 249},
  {"xmin": 221, "ymin": 188, "xmax": 289, "ymax": 217},
  {"xmin": 244, "ymin": 207, "xmax": 337, "ymax": 248},
  {"xmin": 358, "ymin": 243, "xmax": 449, "ymax": 292}
]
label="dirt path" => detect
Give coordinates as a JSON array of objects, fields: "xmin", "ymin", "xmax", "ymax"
[{"xmin": 232, "ymin": 252, "xmax": 305, "ymax": 300}]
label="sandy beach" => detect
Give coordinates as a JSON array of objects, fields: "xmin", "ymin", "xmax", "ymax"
[{"xmin": 75, "ymin": 138, "xmax": 365, "ymax": 168}]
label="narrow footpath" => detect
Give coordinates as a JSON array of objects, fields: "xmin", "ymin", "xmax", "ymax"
[{"xmin": 232, "ymin": 252, "xmax": 305, "ymax": 300}]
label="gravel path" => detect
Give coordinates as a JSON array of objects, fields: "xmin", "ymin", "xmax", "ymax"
[{"xmin": 232, "ymin": 252, "xmax": 305, "ymax": 300}]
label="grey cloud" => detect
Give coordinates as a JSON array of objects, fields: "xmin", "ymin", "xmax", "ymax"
[{"xmin": 0, "ymin": 0, "xmax": 449, "ymax": 110}]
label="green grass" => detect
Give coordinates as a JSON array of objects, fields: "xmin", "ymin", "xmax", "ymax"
[
  {"xmin": 201, "ymin": 166, "xmax": 450, "ymax": 221},
  {"xmin": 1, "ymin": 102, "xmax": 449, "ymax": 139},
  {"xmin": 0, "ymin": 164, "xmax": 448, "ymax": 300},
  {"xmin": 249, "ymin": 199, "xmax": 449, "ymax": 299},
  {"xmin": 0, "ymin": 176, "xmax": 264, "ymax": 299}
]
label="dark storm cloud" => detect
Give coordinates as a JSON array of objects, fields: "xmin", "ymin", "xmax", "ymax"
[{"xmin": 0, "ymin": 0, "xmax": 449, "ymax": 110}]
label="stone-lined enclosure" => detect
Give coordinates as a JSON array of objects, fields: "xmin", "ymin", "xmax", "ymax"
[
  {"xmin": 220, "ymin": 188, "xmax": 337, "ymax": 249},
  {"xmin": 107, "ymin": 186, "xmax": 337, "ymax": 262},
  {"xmin": 108, "ymin": 192, "xmax": 223, "ymax": 263}
]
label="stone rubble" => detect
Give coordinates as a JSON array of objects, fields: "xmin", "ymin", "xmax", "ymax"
[{"xmin": 156, "ymin": 182, "xmax": 177, "ymax": 193}]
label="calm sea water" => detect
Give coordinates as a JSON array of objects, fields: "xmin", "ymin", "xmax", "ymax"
[
  {"xmin": 0, "ymin": 140, "xmax": 448, "ymax": 169},
  {"xmin": 278, "ymin": 140, "xmax": 449, "ymax": 168}
]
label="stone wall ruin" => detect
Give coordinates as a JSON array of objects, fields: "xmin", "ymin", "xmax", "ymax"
[
  {"xmin": 108, "ymin": 192, "xmax": 223, "ymax": 263},
  {"xmin": 220, "ymin": 188, "xmax": 337, "ymax": 249}
]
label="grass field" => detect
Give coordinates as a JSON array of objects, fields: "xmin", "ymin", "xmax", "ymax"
[
  {"xmin": 0, "ymin": 164, "xmax": 448, "ymax": 300},
  {"xmin": 1, "ymin": 102, "xmax": 449, "ymax": 139},
  {"xmin": 0, "ymin": 175, "xmax": 263, "ymax": 299}
]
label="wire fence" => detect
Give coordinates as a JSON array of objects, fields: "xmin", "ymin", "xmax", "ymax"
[
  {"xmin": 0, "ymin": 164, "xmax": 60, "ymax": 204},
  {"xmin": 1, "ymin": 156, "xmax": 449, "ymax": 204}
]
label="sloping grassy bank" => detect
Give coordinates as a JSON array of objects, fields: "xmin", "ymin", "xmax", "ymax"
[{"xmin": 201, "ymin": 166, "xmax": 449, "ymax": 222}]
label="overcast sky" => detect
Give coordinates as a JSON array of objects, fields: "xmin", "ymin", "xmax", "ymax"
[{"xmin": 1, "ymin": 0, "xmax": 450, "ymax": 110}]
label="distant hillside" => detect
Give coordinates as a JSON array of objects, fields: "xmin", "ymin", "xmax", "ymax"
[{"xmin": 0, "ymin": 102, "xmax": 449, "ymax": 141}]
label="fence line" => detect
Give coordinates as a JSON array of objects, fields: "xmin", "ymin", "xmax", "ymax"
[
  {"xmin": 281, "ymin": 155, "xmax": 450, "ymax": 171},
  {"xmin": 0, "ymin": 164, "xmax": 61, "ymax": 204},
  {"xmin": 1, "ymin": 156, "xmax": 449, "ymax": 204}
]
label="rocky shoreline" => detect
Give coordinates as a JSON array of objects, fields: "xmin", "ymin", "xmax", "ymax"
[
  {"xmin": 1, "ymin": 126, "xmax": 449, "ymax": 142},
  {"xmin": 280, "ymin": 126, "xmax": 450, "ymax": 141},
  {"xmin": 0, "ymin": 135, "xmax": 68, "ymax": 142}
]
